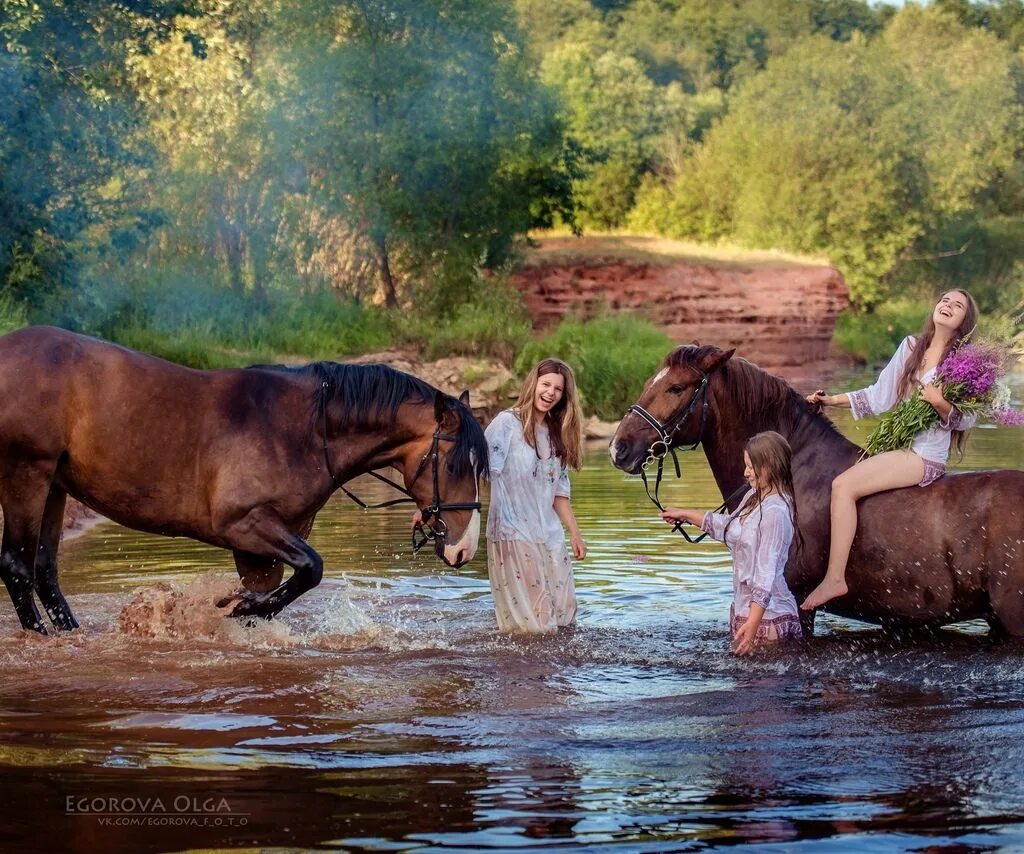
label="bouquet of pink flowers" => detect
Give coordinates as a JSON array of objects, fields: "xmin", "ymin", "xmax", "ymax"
[{"xmin": 865, "ymin": 341, "xmax": 1023, "ymax": 455}]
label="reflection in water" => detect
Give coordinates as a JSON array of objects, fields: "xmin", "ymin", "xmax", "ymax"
[{"xmin": 0, "ymin": 370, "xmax": 1022, "ymax": 850}]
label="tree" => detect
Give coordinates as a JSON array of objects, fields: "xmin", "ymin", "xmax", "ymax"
[
  {"xmin": 633, "ymin": 7, "xmax": 1022, "ymax": 306},
  {"xmin": 277, "ymin": 0, "xmax": 571, "ymax": 308},
  {"xmin": 127, "ymin": 1, "xmax": 284, "ymax": 298},
  {"xmin": 542, "ymin": 42, "xmax": 664, "ymax": 228},
  {"xmin": 0, "ymin": 0, "xmax": 197, "ymax": 312}
]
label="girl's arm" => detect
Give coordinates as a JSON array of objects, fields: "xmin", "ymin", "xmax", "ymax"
[
  {"xmin": 806, "ymin": 391, "xmax": 852, "ymax": 408},
  {"xmin": 921, "ymin": 385, "xmax": 979, "ymax": 432},
  {"xmin": 660, "ymin": 507, "xmax": 706, "ymax": 526},
  {"xmin": 808, "ymin": 336, "xmax": 915, "ymax": 418},
  {"xmin": 733, "ymin": 603, "xmax": 765, "ymax": 655},
  {"xmin": 553, "ymin": 496, "xmax": 586, "ymax": 559},
  {"xmin": 920, "ymin": 383, "xmax": 953, "ymax": 420},
  {"xmin": 484, "ymin": 411, "xmax": 515, "ymax": 479}
]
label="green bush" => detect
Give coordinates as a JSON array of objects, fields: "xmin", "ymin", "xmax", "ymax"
[
  {"xmin": 0, "ymin": 289, "xmax": 28, "ymax": 336},
  {"xmin": 515, "ymin": 314, "xmax": 673, "ymax": 420},
  {"xmin": 396, "ymin": 275, "xmax": 532, "ymax": 362},
  {"xmin": 58, "ymin": 269, "xmax": 395, "ymax": 368}
]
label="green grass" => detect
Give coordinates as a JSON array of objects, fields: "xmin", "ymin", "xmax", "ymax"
[
  {"xmin": 395, "ymin": 276, "xmax": 532, "ymax": 362},
  {"xmin": 62, "ymin": 273, "xmax": 394, "ymax": 368},
  {"xmin": 33, "ymin": 267, "xmax": 530, "ymax": 370},
  {"xmin": 515, "ymin": 314, "xmax": 673, "ymax": 421}
]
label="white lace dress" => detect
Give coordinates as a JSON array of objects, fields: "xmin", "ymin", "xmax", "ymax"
[
  {"xmin": 701, "ymin": 492, "xmax": 803, "ymax": 644},
  {"xmin": 847, "ymin": 335, "xmax": 977, "ymax": 484},
  {"xmin": 484, "ymin": 409, "xmax": 576, "ymax": 634}
]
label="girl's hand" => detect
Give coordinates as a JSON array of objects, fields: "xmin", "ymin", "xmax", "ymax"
[
  {"xmin": 805, "ymin": 390, "xmax": 830, "ymax": 406},
  {"xmin": 920, "ymin": 382, "xmax": 947, "ymax": 409},
  {"xmin": 732, "ymin": 619, "xmax": 760, "ymax": 656},
  {"xmin": 570, "ymin": 533, "xmax": 587, "ymax": 560},
  {"xmin": 410, "ymin": 510, "xmax": 423, "ymax": 529},
  {"xmin": 661, "ymin": 507, "xmax": 694, "ymax": 525}
]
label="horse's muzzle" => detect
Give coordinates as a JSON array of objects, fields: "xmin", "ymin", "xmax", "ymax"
[{"xmin": 609, "ymin": 438, "xmax": 646, "ymax": 474}]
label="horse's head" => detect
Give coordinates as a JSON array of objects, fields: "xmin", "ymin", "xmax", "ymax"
[
  {"xmin": 402, "ymin": 390, "xmax": 487, "ymax": 568},
  {"xmin": 610, "ymin": 345, "xmax": 734, "ymax": 474}
]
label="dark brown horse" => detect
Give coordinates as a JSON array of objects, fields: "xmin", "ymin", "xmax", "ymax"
[
  {"xmin": 0, "ymin": 326, "xmax": 487, "ymax": 634},
  {"xmin": 610, "ymin": 345, "xmax": 1024, "ymax": 636}
]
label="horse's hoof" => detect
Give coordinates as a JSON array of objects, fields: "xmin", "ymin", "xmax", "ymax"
[
  {"xmin": 216, "ymin": 592, "xmax": 241, "ymax": 609},
  {"xmin": 225, "ymin": 592, "xmax": 268, "ymax": 620}
]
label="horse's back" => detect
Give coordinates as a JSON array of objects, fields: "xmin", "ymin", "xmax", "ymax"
[
  {"xmin": 861, "ymin": 468, "xmax": 1023, "ymax": 520},
  {"xmin": 0, "ymin": 327, "xmax": 315, "ymax": 538},
  {"xmin": 0, "ymin": 326, "xmax": 201, "ymax": 451},
  {"xmin": 836, "ymin": 468, "xmax": 1024, "ymax": 627}
]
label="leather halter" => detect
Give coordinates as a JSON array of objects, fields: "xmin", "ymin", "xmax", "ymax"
[
  {"xmin": 319, "ymin": 381, "xmax": 481, "ymax": 556},
  {"xmin": 623, "ymin": 368, "xmax": 746, "ymax": 543}
]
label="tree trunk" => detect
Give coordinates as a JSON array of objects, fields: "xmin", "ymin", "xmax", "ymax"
[
  {"xmin": 377, "ymin": 236, "xmax": 398, "ymax": 309},
  {"xmin": 221, "ymin": 223, "xmax": 246, "ymax": 294}
]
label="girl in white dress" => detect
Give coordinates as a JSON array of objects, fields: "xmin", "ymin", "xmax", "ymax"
[
  {"xmin": 660, "ymin": 431, "xmax": 803, "ymax": 655},
  {"xmin": 485, "ymin": 358, "xmax": 586, "ymax": 634},
  {"xmin": 800, "ymin": 289, "xmax": 979, "ymax": 610}
]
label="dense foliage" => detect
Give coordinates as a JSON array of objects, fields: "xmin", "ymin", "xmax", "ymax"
[{"xmin": 2, "ymin": 0, "xmax": 1022, "ymax": 359}]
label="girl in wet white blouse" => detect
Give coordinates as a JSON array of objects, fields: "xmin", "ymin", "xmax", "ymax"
[
  {"xmin": 484, "ymin": 358, "xmax": 586, "ymax": 634},
  {"xmin": 660, "ymin": 431, "xmax": 803, "ymax": 655}
]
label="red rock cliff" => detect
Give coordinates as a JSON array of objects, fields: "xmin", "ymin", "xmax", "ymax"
[{"xmin": 512, "ymin": 240, "xmax": 849, "ymax": 378}]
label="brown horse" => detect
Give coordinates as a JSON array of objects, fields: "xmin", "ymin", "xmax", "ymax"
[
  {"xmin": 610, "ymin": 345, "xmax": 1024, "ymax": 637},
  {"xmin": 0, "ymin": 326, "xmax": 487, "ymax": 634}
]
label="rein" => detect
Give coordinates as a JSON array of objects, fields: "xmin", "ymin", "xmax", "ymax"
[
  {"xmin": 319, "ymin": 381, "xmax": 481, "ymax": 553},
  {"xmin": 625, "ymin": 370, "xmax": 747, "ymax": 543}
]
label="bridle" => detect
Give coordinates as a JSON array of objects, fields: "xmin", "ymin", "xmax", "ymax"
[
  {"xmin": 624, "ymin": 368, "xmax": 747, "ymax": 543},
  {"xmin": 318, "ymin": 382, "xmax": 481, "ymax": 557},
  {"xmin": 629, "ymin": 371, "xmax": 711, "ymax": 468}
]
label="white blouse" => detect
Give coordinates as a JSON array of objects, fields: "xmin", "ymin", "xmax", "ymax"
[
  {"xmin": 701, "ymin": 492, "xmax": 798, "ymax": 620},
  {"xmin": 847, "ymin": 335, "xmax": 976, "ymax": 464},
  {"xmin": 485, "ymin": 410, "xmax": 571, "ymax": 550}
]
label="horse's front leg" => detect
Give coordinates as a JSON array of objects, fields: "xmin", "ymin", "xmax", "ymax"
[{"xmin": 217, "ymin": 508, "xmax": 324, "ymax": 621}]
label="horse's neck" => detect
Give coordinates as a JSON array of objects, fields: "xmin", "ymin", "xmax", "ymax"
[
  {"xmin": 702, "ymin": 383, "xmax": 861, "ymax": 506},
  {"xmin": 328, "ymin": 404, "xmax": 424, "ymax": 481}
]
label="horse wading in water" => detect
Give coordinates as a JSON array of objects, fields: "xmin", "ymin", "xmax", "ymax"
[
  {"xmin": 0, "ymin": 326, "xmax": 486, "ymax": 634},
  {"xmin": 610, "ymin": 345, "xmax": 1024, "ymax": 637}
]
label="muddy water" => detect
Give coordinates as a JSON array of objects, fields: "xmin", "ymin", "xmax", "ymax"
[{"xmin": 1, "ymin": 372, "xmax": 1022, "ymax": 852}]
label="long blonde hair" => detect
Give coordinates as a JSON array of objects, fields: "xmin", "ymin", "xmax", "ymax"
[
  {"xmin": 513, "ymin": 358, "xmax": 584, "ymax": 471},
  {"xmin": 726, "ymin": 431, "xmax": 801, "ymax": 553}
]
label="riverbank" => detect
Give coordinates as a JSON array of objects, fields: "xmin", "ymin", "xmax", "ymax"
[{"xmin": 512, "ymin": 234, "xmax": 850, "ymax": 379}]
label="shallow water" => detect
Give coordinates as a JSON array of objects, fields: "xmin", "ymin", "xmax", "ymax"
[{"xmin": 1, "ymin": 371, "xmax": 1022, "ymax": 852}]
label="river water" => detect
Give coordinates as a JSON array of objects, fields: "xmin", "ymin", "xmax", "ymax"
[{"xmin": 1, "ymin": 372, "xmax": 1022, "ymax": 852}]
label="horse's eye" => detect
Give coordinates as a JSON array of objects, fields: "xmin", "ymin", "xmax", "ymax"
[{"xmin": 669, "ymin": 385, "xmax": 685, "ymax": 394}]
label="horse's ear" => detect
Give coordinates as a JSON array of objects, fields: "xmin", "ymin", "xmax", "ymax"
[
  {"xmin": 434, "ymin": 390, "xmax": 446, "ymax": 423},
  {"xmin": 459, "ymin": 389, "xmax": 470, "ymax": 407},
  {"xmin": 700, "ymin": 347, "xmax": 735, "ymax": 374}
]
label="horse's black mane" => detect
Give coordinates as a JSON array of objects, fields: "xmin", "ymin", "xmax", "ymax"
[
  {"xmin": 666, "ymin": 345, "xmax": 850, "ymax": 446},
  {"xmin": 253, "ymin": 361, "xmax": 488, "ymax": 478}
]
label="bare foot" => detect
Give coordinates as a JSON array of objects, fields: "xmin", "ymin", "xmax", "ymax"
[{"xmin": 800, "ymin": 578, "xmax": 848, "ymax": 610}]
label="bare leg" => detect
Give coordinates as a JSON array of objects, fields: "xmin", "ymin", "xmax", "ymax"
[{"xmin": 801, "ymin": 450, "xmax": 925, "ymax": 610}]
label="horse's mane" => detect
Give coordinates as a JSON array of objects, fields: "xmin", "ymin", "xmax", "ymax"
[
  {"xmin": 666, "ymin": 345, "xmax": 850, "ymax": 447},
  {"xmin": 253, "ymin": 361, "xmax": 488, "ymax": 479}
]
